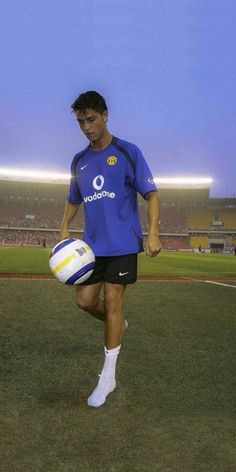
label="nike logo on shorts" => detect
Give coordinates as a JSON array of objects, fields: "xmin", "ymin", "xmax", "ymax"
[
  {"xmin": 119, "ymin": 271, "xmax": 129, "ymax": 276},
  {"xmin": 80, "ymin": 165, "xmax": 88, "ymax": 170}
]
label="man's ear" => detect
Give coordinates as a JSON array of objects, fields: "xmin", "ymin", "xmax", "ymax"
[{"xmin": 103, "ymin": 110, "xmax": 108, "ymax": 122}]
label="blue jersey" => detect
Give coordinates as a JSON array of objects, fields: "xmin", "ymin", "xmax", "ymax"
[{"xmin": 67, "ymin": 136, "xmax": 157, "ymax": 256}]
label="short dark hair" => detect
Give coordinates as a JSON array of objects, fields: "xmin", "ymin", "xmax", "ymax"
[{"xmin": 71, "ymin": 91, "xmax": 108, "ymax": 114}]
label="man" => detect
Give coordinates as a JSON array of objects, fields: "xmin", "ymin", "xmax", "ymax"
[{"xmin": 60, "ymin": 91, "xmax": 161, "ymax": 407}]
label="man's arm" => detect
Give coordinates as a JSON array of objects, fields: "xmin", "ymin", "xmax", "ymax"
[
  {"xmin": 145, "ymin": 191, "xmax": 162, "ymax": 257},
  {"xmin": 59, "ymin": 201, "xmax": 80, "ymax": 240}
]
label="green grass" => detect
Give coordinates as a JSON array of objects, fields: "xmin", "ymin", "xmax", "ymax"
[
  {"xmin": 139, "ymin": 252, "xmax": 236, "ymax": 276},
  {"xmin": 1, "ymin": 280, "xmax": 236, "ymax": 471},
  {"xmin": 0, "ymin": 246, "xmax": 51, "ymax": 274},
  {"xmin": 0, "ymin": 246, "xmax": 236, "ymax": 276}
]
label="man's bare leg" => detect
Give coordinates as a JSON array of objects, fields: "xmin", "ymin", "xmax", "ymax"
[
  {"xmin": 87, "ymin": 283, "xmax": 126, "ymax": 407},
  {"xmin": 76, "ymin": 283, "xmax": 128, "ymax": 333},
  {"xmin": 76, "ymin": 283, "xmax": 105, "ymax": 320},
  {"xmin": 103, "ymin": 283, "xmax": 126, "ymax": 348}
]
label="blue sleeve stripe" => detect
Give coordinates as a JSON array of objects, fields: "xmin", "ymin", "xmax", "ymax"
[
  {"xmin": 111, "ymin": 137, "xmax": 135, "ymax": 173},
  {"xmin": 50, "ymin": 238, "xmax": 75, "ymax": 257},
  {"xmin": 67, "ymin": 198, "xmax": 81, "ymax": 205},
  {"xmin": 143, "ymin": 189, "xmax": 158, "ymax": 199},
  {"xmin": 65, "ymin": 262, "xmax": 95, "ymax": 285}
]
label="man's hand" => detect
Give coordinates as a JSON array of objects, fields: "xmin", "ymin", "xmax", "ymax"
[{"xmin": 145, "ymin": 235, "xmax": 162, "ymax": 257}]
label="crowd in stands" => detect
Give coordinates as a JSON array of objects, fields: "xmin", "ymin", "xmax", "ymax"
[
  {"xmin": 1, "ymin": 201, "xmax": 236, "ymax": 232},
  {"xmin": 1, "ymin": 199, "xmax": 236, "ymax": 251},
  {"xmin": 0, "ymin": 203, "xmax": 190, "ymax": 234},
  {"xmin": 0, "ymin": 229, "xmax": 84, "ymax": 247},
  {"xmin": 0, "ymin": 204, "xmax": 83, "ymax": 230},
  {"xmin": 160, "ymin": 236, "xmax": 190, "ymax": 250},
  {"xmin": 159, "ymin": 208, "xmax": 188, "ymax": 234},
  {"xmin": 0, "ymin": 230, "xmax": 57, "ymax": 246}
]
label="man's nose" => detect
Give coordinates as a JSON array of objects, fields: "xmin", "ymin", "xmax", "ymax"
[{"xmin": 83, "ymin": 121, "xmax": 91, "ymax": 132}]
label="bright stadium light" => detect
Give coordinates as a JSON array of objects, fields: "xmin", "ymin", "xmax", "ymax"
[
  {"xmin": 0, "ymin": 168, "xmax": 71, "ymax": 182},
  {"xmin": 154, "ymin": 177, "xmax": 213, "ymax": 185},
  {"xmin": 0, "ymin": 167, "xmax": 213, "ymax": 187},
  {"xmin": 154, "ymin": 177, "xmax": 213, "ymax": 188}
]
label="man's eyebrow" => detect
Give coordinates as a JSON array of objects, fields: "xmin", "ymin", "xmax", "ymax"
[{"xmin": 77, "ymin": 115, "xmax": 95, "ymax": 122}]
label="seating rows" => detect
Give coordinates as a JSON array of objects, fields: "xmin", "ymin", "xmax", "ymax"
[
  {"xmin": 160, "ymin": 236, "xmax": 190, "ymax": 250},
  {"xmin": 186, "ymin": 209, "xmax": 212, "ymax": 229},
  {"xmin": 2, "ymin": 229, "xmax": 236, "ymax": 252},
  {"xmin": 159, "ymin": 208, "xmax": 188, "ymax": 233},
  {"xmin": 189, "ymin": 236, "xmax": 209, "ymax": 249},
  {"xmin": 219, "ymin": 210, "xmax": 236, "ymax": 229},
  {"xmin": 0, "ymin": 203, "xmax": 83, "ymax": 230},
  {"xmin": 186, "ymin": 208, "xmax": 236, "ymax": 230},
  {"xmin": 0, "ymin": 229, "xmax": 191, "ymax": 251},
  {"xmin": 1, "ymin": 201, "xmax": 235, "ymax": 237},
  {"xmin": 0, "ymin": 229, "xmax": 82, "ymax": 247}
]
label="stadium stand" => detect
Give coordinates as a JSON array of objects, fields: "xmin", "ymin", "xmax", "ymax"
[
  {"xmin": 0, "ymin": 177, "xmax": 236, "ymax": 252},
  {"xmin": 160, "ymin": 236, "xmax": 190, "ymax": 250},
  {"xmin": 186, "ymin": 209, "xmax": 213, "ymax": 230},
  {"xmin": 189, "ymin": 235, "xmax": 209, "ymax": 250},
  {"xmin": 159, "ymin": 208, "xmax": 188, "ymax": 233},
  {"xmin": 218, "ymin": 210, "xmax": 236, "ymax": 229}
]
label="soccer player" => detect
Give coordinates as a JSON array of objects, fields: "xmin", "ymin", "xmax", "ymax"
[{"xmin": 60, "ymin": 91, "xmax": 161, "ymax": 407}]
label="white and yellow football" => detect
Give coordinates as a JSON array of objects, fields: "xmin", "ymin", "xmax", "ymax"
[{"xmin": 49, "ymin": 238, "xmax": 95, "ymax": 284}]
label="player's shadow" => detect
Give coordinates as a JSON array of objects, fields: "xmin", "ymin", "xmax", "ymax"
[
  {"xmin": 37, "ymin": 381, "xmax": 128, "ymax": 408},
  {"xmin": 38, "ymin": 387, "xmax": 86, "ymax": 407}
]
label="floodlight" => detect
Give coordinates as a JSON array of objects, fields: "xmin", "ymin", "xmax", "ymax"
[
  {"xmin": 154, "ymin": 177, "xmax": 213, "ymax": 188},
  {"xmin": 154, "ymin": 177, "xmax": 213, "ymax": 185},
  {"xmin": 0, "ymin": 167, "xmax": 213, "ymax": 188},
  {"xmin": 0, "ymin": 168, "xmax": 70, "ymax": 183},
  {"xmin": 0, "ymin": 168, "xmax": 70, "ymax": 180}
]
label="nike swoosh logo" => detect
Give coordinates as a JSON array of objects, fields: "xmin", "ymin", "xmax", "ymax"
[
  {"xmin": 80, "ymin": 165, "xmax": 88, "ymax": 170},
  {"xmin": 119, "ymin": 271, "xmax": 129, "ymax": 276}
]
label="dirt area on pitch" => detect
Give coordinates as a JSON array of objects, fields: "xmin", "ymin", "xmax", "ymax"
[{"xmin": 1, "ymin": 273, "xmax": 236, "ymax": 281}]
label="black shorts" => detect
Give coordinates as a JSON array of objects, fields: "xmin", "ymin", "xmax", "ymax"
[{"xmin": 81, "ymin": 253, "xmax": 138, "ymax": 285}]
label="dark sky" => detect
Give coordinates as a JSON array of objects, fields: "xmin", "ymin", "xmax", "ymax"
[{"xmin": 1, "ymin": 0, "xmax": 236, "ymax": 197}]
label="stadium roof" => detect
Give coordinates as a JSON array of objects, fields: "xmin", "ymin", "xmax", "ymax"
[{"xmin": 0, "ymin": 168, "xmax": 213, "ymax": 188}]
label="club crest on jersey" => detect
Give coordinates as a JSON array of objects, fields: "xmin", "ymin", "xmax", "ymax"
[{"xmin": 107, "ymin": 156, "xmax": 117, "ymax": 166}]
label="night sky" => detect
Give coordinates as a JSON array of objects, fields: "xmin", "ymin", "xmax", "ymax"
[{"xmin": 1, "ymin": 0, "xmax": 236, "ymax": 197}]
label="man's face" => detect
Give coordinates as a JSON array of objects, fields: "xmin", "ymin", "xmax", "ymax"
[{"xmin": 75, "ymin": 108, "xmax": 107, "ymax": 143}]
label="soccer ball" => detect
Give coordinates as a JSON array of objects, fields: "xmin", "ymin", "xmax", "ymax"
[{"xmin": 49, "ymin": 238, "xmax": 95, "ymax": 285}]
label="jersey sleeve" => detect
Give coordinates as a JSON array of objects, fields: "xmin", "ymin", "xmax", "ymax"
[
  {"xmin": 67, "ymin": 161, "xmax": 83, "ymax": 205},
  {"xmin": 133, "ymin": 146, "xmax": 158, "ymax": 197}
]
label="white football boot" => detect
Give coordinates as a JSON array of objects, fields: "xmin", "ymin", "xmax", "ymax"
[{"xmin": 87, "ymin": 374, "xmax": 116, "ymax": 408}]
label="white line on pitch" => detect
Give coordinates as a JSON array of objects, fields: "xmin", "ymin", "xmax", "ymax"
[{"xmin": 204, "ymin": 280, "xmax": 236, "ymax": 289}]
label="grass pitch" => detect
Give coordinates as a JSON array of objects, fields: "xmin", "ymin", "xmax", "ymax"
[
  {"xmin": 0, "ymin": 246, "xmax": 236, "ymax": 277},
  {"xmin": 1, "ymin": 279, "xmax": 236, "ymax": 471}
]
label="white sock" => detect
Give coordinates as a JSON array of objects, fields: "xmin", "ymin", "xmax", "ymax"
[{"xmin": 101, "ymin": 345, "xmax": 121, "ymax": 379}]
